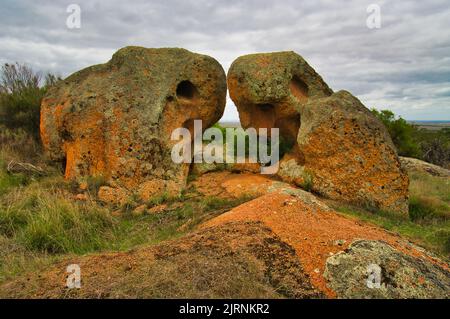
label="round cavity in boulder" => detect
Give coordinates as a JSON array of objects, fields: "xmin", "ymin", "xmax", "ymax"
[
  {"xmin": 176, "ymin": 80, "xmax": 198, "ymax": 101},
  {"xmin": 289, "ymin": 76, "xmax": 309, "ymax": 102}
]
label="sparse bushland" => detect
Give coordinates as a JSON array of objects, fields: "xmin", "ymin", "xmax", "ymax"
[
  {"xmin": 371, "ymin": 109, "xmax": 421, "ymax": 158},
  {"xmin": 335, "ymin": 171, "xmax": 450, "ymax": 256},
  {"xmin": 0, "ymin": 63, "xmax": 61, "ymax": 141}
]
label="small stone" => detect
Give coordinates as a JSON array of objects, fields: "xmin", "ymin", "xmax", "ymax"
[
  {"xmin": 148, "ymin": 204, "xmax": 167, "ymax": 214},
  {"xmin": 98, "ymin": 186, "xmax": 129, "ymax": 206},
  {"xmin": 111, "ymin": 210, "xmax": 122, "ymax": 217},
  {"xmin": 79, "ymin": 182, "xmax": 88, "ymax": 191},
  {"xmin": 334, "ymin": 239, "xmax": 347, "ymax": 246},
  {"xmin": 75, "ymin": 193, "xmax": 88, "ymax": 201}
]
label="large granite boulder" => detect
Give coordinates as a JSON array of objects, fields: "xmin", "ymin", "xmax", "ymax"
[
  {"xmin": 41, "ymin": 46, "xmax": 227, "ymax": 200},
  {"xmin": 228, "ymin": 51, "xmax": 409, "ymax": 214}
]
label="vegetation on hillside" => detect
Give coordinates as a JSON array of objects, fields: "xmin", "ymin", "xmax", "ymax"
[
  {"xmin": 371, "ymin": 109, "xmax": 450, "ymax": 168},
  {"xmin": 0, "ymin": 63, "xmax": 60, "ymax": 141}
]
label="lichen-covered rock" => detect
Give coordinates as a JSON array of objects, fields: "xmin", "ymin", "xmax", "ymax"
[
  {"xmin": 41, "ymin": 47, "xmax": 227, "ymax": 199},
  {"xmin": 227, "ymin": 51, "xmax": 332, "ymax": 147},
  {"xmin": 400, "ymin": 156, "xmax": 450, "ymax": 178},
  {"xmin": 228, "ymin": 51, "xmax": 408, "ymax": 214},
  {"xmin": 324, "ymin": 240, "xmax": 450, "ymax": 299},
  {"xmin": 295, "ymin": 91, "xmax": 409, "ymax": 214}
]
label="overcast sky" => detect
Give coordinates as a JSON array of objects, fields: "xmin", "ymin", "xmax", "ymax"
[{"xmin": 1, "ymin": 0, "xmax": 449, "ymax": 120}]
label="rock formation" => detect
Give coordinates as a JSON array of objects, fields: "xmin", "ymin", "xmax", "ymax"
[
  {"xmin": 40, "ymin": 46, "xmax": 227, "ymax": 201},
  {"xmin": 324, "ymin": 240, "xmax": 450, "ymax": 298},
  {"xmin": 228, "ymin": 51, "xmax": 409, "ymax": 214},
  {"xmin": 291, "ymin": 91, "xmax": 409, "ymax": 213},
  {"xmin": 400, "ymin": 156, "xmax": 450, "ymax": 178},
  {"xmin": 227, "ymin": 51, "xmax": 332, "ymax": 148}
]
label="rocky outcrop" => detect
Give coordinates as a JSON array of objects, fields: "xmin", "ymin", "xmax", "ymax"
[
  {"xmin": 202, "ymin": 182, "xmax": 448, "ymax": 298},
  {"xmin": 40, "ymin": 47, "xmax": 227, "ymax": 200},
  {"xmin": 228, "ymin": 51, "xmax": 409, "ymax": 214},
  {"xmin": 324, "ymin": 240, "xmax": 450, "ymax": 299}
]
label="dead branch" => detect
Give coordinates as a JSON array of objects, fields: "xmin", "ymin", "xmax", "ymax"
[{"xmin": 6, "ymin": 160, "xmax": 45, "ymax": 176}]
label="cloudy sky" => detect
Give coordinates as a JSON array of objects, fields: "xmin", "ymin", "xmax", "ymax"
[{"xmin": 1, "ymin": 0, "xmax": 449, "ymax": 120}]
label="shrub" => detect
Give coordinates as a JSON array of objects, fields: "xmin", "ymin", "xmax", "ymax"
[
  {"xmin": 420, "ymin": 133, "xmax": 450, "ymax": 168},
  {"xmin": 371, "ymin": 109, "xmax": 421, "ymax": 158},
  {"xmin": 0, "ymin": 125, "xmax": 42, "ymax": 163},
  {"xmin": 0, "ymin": 63, "xmax": 60, "ymax": 141}
]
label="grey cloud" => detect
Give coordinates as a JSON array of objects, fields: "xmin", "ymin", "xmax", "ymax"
[{"xmin": 0, "ymin": 0, "xmax": 449, "ymax": 120}]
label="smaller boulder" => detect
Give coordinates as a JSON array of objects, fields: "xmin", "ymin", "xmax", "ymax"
[
  {"xmin": 291, "ymin": 91, "xmax": 409, "ymax": 214},
  {"xmin": 324, "ymin": 240, "xmax": 450, "ymax": 299}
]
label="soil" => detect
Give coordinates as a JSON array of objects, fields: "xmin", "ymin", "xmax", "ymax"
[
  {"xmin": 201, "ymin": 182, "xmax": 448, "ymax": 297},
  {"xmin": 0, "ymin": 222, "xmax": 323, "ymax": 299}
]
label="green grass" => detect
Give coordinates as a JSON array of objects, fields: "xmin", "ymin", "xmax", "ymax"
[
  {"xmin": 0, "ymin": 168, "xmax": 255, "ymax": 284},
  {"xmin": 337, "ymin": 206, "xmax": 450, "ymax": 256},
  {"xmin": 0, "ymin": 170, "xmax": 28, "ymax": 196},
  {"xmin": 336, "ymin": 171, "xmax": 450, "ymax": 257}
]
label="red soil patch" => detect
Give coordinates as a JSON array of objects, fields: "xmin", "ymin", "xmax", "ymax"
[{"xmin": 202, "ymin": 191, "xmax": 448, "ymax": 298}]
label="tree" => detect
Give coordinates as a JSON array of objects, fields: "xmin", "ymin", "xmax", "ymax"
[{"xmin": 371, "ymin": 109, "xmax": 421, "ymax": 158}]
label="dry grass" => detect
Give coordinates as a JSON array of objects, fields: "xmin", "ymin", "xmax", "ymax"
[
  {"xmin": 0, "ymin": 162, "xmax": 256, "ymax": 285},
  {"xmin": 0, "ymin": 222, "xmax": 322, "ymax": 299}
]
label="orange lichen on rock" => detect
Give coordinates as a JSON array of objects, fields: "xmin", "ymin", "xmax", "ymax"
[
  {"xmin": 294, "ymin": 91, "xmax": 409, "ymax": 214},
  {"xmin": 202, "ymin": 191, "xmax": 446, "ymax": 297},
  {"xmin": 40, "ymin": 47, "xmax": 227, "ymax": 200},
  {"xmin": 228, "ymin": 51, "xmax": 409, "ymax": 214},
  {"xmin": 227, "ymin": 51, "xmax": 332, "ymax": 146},
  {"xmin": 191, "ymin": 171, "xmax": 289, "ymax": 199}
]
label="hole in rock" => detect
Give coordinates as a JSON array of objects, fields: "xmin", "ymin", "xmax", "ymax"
[
  {"xmin": 289, "ymin": 76, "xmax": 309, "ymax": 102},
  {"xmin": 176, "ymin": 80, "xmax": 199, "ymax": 101}
]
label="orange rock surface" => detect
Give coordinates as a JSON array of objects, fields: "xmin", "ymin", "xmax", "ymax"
[
  {"xmin": 202, "ymin": 191, "xmax": 445, "ymax": 297},
  {"xmin": 40, "ymin": 47, "xmax": 227, "ymax": 200},
  {"xmin": 228, "ymin": 52, "xmax": 409, "ymax": 214}
]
